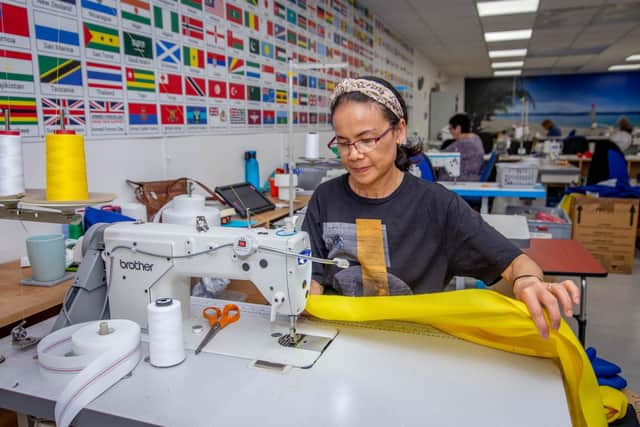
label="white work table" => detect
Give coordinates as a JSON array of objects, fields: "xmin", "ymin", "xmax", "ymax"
[
  {"xmin": 439, "ymin": 182, "xmax": 546, "ymax": 213},
  {"xmin": 481, "ymin": 214, "xmax": 531, "ymax": 248},
  {"xmin": 536, "ymin": 161, "xmax": 581, "ymax": 184},
  {"xmin": 0, "ymin": 310, "xmax": 571, "ymax": 427}
]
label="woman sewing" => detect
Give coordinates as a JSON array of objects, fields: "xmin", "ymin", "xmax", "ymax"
[{"xmin": 301, "ymin": 76, "xmax": 579, "ymax": 338}]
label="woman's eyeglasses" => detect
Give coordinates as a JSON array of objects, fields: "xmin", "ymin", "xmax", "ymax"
[{"xmin": 327, "ymin": 126, "xmax": 394, "ymax": 155}]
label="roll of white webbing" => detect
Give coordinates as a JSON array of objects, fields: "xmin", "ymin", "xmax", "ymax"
[{"xmin": 37, "ymin": 319, "xmax": 141, "ymax": 427}]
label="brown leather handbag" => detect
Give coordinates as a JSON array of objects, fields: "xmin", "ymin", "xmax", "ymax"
[{"xmin": 126, "ymin": 177, "xmax": 223, "ymax": 220}]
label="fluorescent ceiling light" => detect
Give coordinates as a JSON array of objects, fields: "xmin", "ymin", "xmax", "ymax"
[
  {"xmin": 608, "ymin": 64, "xmax": 640, "ymax": 71},
  {"xmin": 489, "ymin": 49, "xmax": 527, "ymax": 58},
  {"xmin": 625, "ymin": 54, "xmax": 640, "ymax": 61},
  {"xmin": 477, "ymin": 0, "xmax": 539, "ymax": 17},
  {"xmin": 494, "ymin": 69, "xmax": 522, "ymax": 76},
  {"xmin": 484, "ymin": 29, "xmax": 532, "ymax": 42},
  {"xmin": 492, "ymin": 61, "xmax": 525, "ymax": 68}
]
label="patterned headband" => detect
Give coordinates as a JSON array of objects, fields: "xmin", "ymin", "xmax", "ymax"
[{"xmin": 330, "ymin": 78, "xmax": 404, "ymax": 119}]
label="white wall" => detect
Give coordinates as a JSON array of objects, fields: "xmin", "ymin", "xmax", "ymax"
[
  {"xmin": 442, "ymin": 76, "xmax": 466, "ymax": 114},
  {"xmin": 0, "ymin": 130, "xmax": 334, "ymax": 263},
  {"xmin": 409, "ymin": 53, "xmax": 440, "ymax": 139}
]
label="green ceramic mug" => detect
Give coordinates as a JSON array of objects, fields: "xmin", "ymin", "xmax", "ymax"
[{"xmin": 26, "ymin": 234, "xmax": 66, "ymax": 282}]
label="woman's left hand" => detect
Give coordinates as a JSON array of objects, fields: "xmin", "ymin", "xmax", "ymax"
[{"xmin": 513, "ymin": 277, "xmax": 580, "ymax": 338}]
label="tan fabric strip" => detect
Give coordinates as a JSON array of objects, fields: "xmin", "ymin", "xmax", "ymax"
[{"xmin": 356, "ymin": 218, "xmax": 389, "ymax": 296}]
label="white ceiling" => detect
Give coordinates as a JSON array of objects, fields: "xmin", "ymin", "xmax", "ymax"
[{"xmin": 360, "ymin": 0, "xmax": 640, "ymax": 77}]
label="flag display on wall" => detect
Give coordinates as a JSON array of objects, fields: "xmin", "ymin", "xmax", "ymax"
[{"xmin": 1, "ymin": 0, "xmax": 414, "ymax": 139}]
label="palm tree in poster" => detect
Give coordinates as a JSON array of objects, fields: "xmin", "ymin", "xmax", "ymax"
[{"xmin": 465, "ymin": 77, "xmax": 535, "ymax": 131}]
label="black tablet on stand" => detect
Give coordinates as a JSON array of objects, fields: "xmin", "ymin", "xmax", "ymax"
[{"xmin": 214, "ymin": 183, "xmax": 275, "ymax": 218}]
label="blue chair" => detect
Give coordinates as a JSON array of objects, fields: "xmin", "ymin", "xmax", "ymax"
[
  {"xmin": 479, "ymin": 151, "xmax": 498, "ymax": 183},
  {"xmin": 411, "ymin": 153, "xmax": 436, "ymax": 182},
  {"xmin": 461, "ymin": 151, "xmax": 498, "ymax": 208}
]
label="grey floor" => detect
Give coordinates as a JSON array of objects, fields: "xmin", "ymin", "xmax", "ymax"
[{"xmin": 560, "ymin": 251, "xmax": 640, "ymax": 392}]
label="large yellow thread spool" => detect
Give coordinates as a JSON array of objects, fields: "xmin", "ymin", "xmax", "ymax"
[{"xmin": 45, "ymin": 130, "xmax": 88, "ymax": 201}]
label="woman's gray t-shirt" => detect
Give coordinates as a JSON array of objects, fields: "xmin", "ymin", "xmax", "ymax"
[{"xmin": 302, "ymin": 173, "xmax": 521, "ymax": 295}]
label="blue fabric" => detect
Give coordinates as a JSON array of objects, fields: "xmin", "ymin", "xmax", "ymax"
[
  {"xmin": 608, "ymin": 150, "xmax": 630, "ymax": 186},
  {"xmin": 83, "ymin": 207, "xmax": 135, "ymax": 230},
  {"xmin": 565, "ymin": 181, "xmax": 640, "ymax": 198}
]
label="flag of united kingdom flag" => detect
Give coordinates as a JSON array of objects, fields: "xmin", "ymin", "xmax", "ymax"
[{"xmin": 42, "ymin": 98, "xmax": 85, "ymax": 130}]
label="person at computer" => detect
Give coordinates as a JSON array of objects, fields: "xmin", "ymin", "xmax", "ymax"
[
  {"xmin": 611, "ymin": 117, "xmax": 633, "ymax": 152},
  {"xmin": 439, "ymin": 113, "xmax": 484, "ymax": 181},
  {"xmin": 542, "ymin": 119, "xmax": 562, "ymax": 138},
  {"xmin": 302, "ymin": 76, "xmax": 580, "ymax": 339}
]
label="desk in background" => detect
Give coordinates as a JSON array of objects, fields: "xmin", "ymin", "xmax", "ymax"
[
  {"xmin": 537, "ymin": 160, "xmax": 581, "ymax": 184},
  {"xmin": 0, "ymin": 261, "xmax": 72, "ymax": 333},
  {"xmin": 233, "ymin": 195, "xmax": 310, "ymax": 228},
  {"xmin": 523, "ymin": 239, "xmax": 608, "ymax": 346},
  {"xmin": 557, "ymin": 154, "xmax": 640, "ymax": 181},
  {"xmin": 439, "ymin": 182, "xmax": 546, "ymax": 214}
]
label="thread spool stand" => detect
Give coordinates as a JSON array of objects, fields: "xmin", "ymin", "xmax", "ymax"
[{"xmin": 0, "ymin": 109, "xmax": 115, "ymax": 224}]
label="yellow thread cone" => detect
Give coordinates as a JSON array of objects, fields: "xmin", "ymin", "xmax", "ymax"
[{"xmin": 45, "ymin": 131, "xmax": 88, "ymax": 201}]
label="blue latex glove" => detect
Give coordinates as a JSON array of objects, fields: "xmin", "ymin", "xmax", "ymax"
[
  {"xmin": 597, "ymin": 375, "xmax": 628, "ymax": 390},
  {"xmin": 586, "ymin": 347, "xmax": 626, "ymax": 389}
]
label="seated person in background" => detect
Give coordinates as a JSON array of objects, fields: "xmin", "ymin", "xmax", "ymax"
[
  {"xmin": 439, "ymin": 138, "xmax": 455, "ymax": 150},
  {"xmin": 611, "ymin": 117, "xmax": 633, "ymax": 152},
  {"xmin": 440, "ymin": 113, "xmax": 484, "ymax": 181},
  {"xmin": 542, "ymin": 119, "xmax": 562, "ymax": 137}
]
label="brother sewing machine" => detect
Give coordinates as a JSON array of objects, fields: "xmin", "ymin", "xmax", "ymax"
[{"xmin": 54, "ymin": 220, "xmax": 346, "ymax": 355}]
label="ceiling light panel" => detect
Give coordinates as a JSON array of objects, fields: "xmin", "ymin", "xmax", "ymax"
[
  {"xmin": 489, "ymin": 49, "xmax": 527, "ymax": 58},
  {"xmin": 626, "ymin": 54, "xmax": 640, "ymax": 61},
  {"xmin": 485, "ymin": 29, "xmax": 532, "ymax": 42},
  {"xmin": 477, "ymin": 0, "xmax": 539, "ymax": 17},
  {"xmin": 494, "ymin": 69, "xmax": 522, "ymax": 76},
  {"xmin": 492, "ymin": 61, "xmax": 525, "ymax": 68},
  {"xmin": 608, "ymin": 64, "xmax": 640, "ymax": 71}
]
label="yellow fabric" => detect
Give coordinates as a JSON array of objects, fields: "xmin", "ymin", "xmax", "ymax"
[
  {"xmin": 356, "ymin": 218, "xmax": 389, "ymax": 296},
  {"xmin": 558, "ymin": 193, "xmax": 578, "ymax": 217},
  {"xmin": 600, "ymin": 385, "xmax": 628, "ymax": 422},
  {"xmin": 306, "ymin": 290, "xmax": 606, "ymax": 427}
]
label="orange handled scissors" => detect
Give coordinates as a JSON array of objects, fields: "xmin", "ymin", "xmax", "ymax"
[{"xmin": 194, "ymin": 304, "xmax": 240, "ymax": 355}]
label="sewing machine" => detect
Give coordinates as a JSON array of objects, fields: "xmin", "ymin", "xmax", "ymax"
[
  {"xmin": 425, "ymin": 152, "xmax": 461, "ymax": 178},
  {"xmin": 55, "ymin": 221, "xmax": 343, "ymax": 350}
]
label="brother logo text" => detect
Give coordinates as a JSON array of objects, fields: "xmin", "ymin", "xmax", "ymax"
[{"xmin": 119, "ymin": 260, "xmax": 154, "ymax": 272}]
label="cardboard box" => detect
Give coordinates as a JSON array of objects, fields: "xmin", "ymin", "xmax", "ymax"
[{"xmin": 570, "ymin": 195, "xmax": 639, "ymax": 274}]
